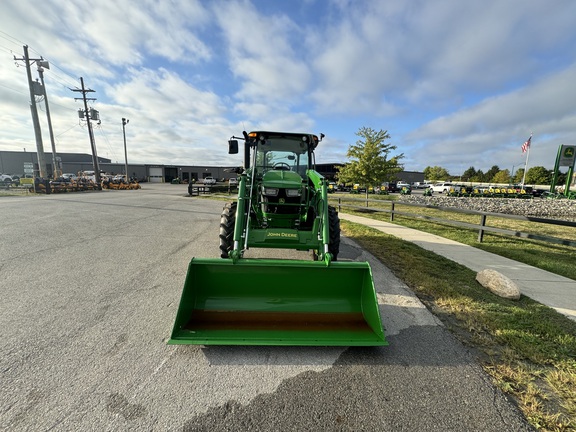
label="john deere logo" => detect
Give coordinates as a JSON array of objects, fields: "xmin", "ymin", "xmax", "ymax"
[
  {"xmin": 266, "ymin": 232, "xmax": 298, "ymax": 239},
  {"xmin": 559, "ymin": 145, "xmax": 576, "ymax": 167}
]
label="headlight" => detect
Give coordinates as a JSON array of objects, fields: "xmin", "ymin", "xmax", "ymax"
[
  {"xmin": 263, "ymin": 188, "xmax": 279, "ymax": 196},
  {"xmin": 285, "ymin": 189, "xmax": 301, "ymax": 197}
]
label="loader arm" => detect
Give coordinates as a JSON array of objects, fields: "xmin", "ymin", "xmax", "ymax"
[
  {"xmin": 306, "ymin": 169, "xmax": 332, "ymax": 264},
  {"xmin": 229, "ymin": 172, "xmax": 248, "ymax": 262}
]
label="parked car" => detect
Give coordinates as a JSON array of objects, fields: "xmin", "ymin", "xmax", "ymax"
[
  {"xmin": 62, "ymin": 173, "xmax": 78, "ymax": 181},
  {"xmin": 412, "ymin": 182, "xmax": 428, "ymax": 189},
  {"xmin": 382, "ymin": 181, "xmax": 399, "ymax": 193},
  {"xmin": 0, "ymin": 173, "xmax": 13, "ymax": 184},
  {"xmin": 203, "ymin": 177, "xmax": 216, "ymax": 185},
  {"xmin": 228, "ymin": 177, "xmax": 238, "ymax": 186},
  {"xmin": 430, "ymin": 182, "xmax": 453, "ymax": 194}
]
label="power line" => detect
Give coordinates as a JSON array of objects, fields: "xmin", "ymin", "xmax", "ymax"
[
  {"xmin": 0, "ymin": 82, "xmax": 27, "ymax": 95},
  {"xmin": 55, "ymin": 123, "xmax": 81, "ymax": 137},
  {"xmin": 95, "ymin": 124, "xmax": 120, "ymax": 163},
  {"xmin": 0, "ymin": 29, "xmax": 27, "ymax": 47},
  {"xmin": 0, "ymin": 30, "xmax": 84, "ymax": 90},
  {"xmin": 0, "ymin": 43, "xmax": 18, "ymax": 54},
  {"xmin": 45, "ymin": 71, "xmax": 81, "ymax": 91}
]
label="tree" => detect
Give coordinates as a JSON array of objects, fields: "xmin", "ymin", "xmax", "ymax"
[
  {"xmin": 485, "ymin": 165, "xmax": 500, "ymax": 183},
  {"xmin": 336, "ymin": 127, "xmax": 404, "ymax": 198},
  {"xmin": 423, "ymin": 166, "xmax": 450, "ymax": 181},
  {"xmin": 491, "ymin": 169, "xmax": 511, "ymax": 184},
  {"xmin": 469, "ymin": 169, "xmax": 485, "ymax": 182},
  {"xmin": 512, "ymin": 168, "xmax": 524, "ymax": 184},
  {"xmin": 525, "ymin": 166, "xmax": 552, "ymax": 185},
  {"xmin": 461, "ymin": 166, "xmax": 477, "ymax": 182}
]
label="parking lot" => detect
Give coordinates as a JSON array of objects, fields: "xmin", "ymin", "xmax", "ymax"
[{"xmin": 0, "ymin": 184, "xmax": 531, "ymax": 431}]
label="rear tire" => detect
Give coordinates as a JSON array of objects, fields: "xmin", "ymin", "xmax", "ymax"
[
  {"xmin": 328, "ymin": 205, "xmax": 340, "ymax": 261},
  {"xmin": 219, "ymin": 202, "xmax": 237, "ymax": 258}
]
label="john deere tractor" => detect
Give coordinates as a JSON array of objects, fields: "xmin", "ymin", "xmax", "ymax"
[
  {"xmin": 219, "ymin": 131, "xmax": 340, "ymax": 263},
  {"xmin": 169, "ymin": 131, "xmax": 386, "ymax": 346}
]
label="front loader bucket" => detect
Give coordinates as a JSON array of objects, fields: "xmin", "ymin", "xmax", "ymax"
[{"xmin": 169, "ymin": 258, "xmax": 387, "ymax": 346}]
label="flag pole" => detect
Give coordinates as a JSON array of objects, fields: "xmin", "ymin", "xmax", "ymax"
[{"xmin": 521, "ymin": 133, "xmax": 532, "ymax": 187}]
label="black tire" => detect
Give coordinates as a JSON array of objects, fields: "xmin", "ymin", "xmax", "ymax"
[
  {"xmin": 328, "ymin": 205, "xmax": 340, "ymax": 261},
  {"xmin": 219, "ymin": 201, "xmax": 237, "ymax": 258}
]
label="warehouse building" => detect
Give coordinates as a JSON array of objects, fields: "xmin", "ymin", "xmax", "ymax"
[{"xmin": 0, "ymin": 150, "xmax": 423, "ymax": 184}]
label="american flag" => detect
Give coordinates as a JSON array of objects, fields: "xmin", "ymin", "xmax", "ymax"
[{"xmin": 521, "ymin": 134, "xmax": 532, "ymax": 153}]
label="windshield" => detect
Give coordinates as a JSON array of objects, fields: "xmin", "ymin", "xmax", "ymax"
[{"xmin": 254, "ymin": 137, "xmax": 310, "ymax": 176}]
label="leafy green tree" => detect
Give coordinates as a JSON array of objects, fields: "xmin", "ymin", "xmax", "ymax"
[
  {"xmin": 461, "ymin": 167, "xmax": 477, "ymax": 182},
  {"xmin": 525, "ymin": 166, "xmax": 552, "ymax": 185},
  {"xmin": 469, "ymin": 169, "xmax": 485, "ymax": 182},
  {"xmin": 492, "ymin": 169, "xmax": 511, "ymax": 184},
  {"xmin": 512, "ymin": 168, "xmax": 524, "ymax": 184},
  {"xmin": 336, "ymin": 127, "xmax": 404, "ymax": 198},
  {"xmin": 485, "ymin": 165, "xmax": 500, "ymax": 183},
  {"xmin": 423, "ymin": 166, "xmax": 450, "ymax": 181}
]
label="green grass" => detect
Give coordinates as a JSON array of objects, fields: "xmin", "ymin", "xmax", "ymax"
[
  {"xmin": 341, "ymin": 219, "xmax": 576, "ymax": 431},
  {"xmin": 331, "ymin": 196, "xmax": 576, "ymax": 281}
]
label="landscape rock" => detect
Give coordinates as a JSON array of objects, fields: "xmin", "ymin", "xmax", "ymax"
[
  {"xmin": 475, "ymin": 269, "xmax": 521, "ymax": 300},
  {"xmin": 399, "ymin": 195, "xmax": 576, "ymax": 222}
]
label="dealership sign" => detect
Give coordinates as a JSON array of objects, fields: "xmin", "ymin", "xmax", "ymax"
[{"xmin": 559, "ymin": 145, "xmax": 576, "ymax": 167}]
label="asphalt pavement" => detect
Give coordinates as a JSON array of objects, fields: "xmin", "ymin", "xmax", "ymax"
[{"xmin": 0, "ymin": 184, "xmax": 533, "ymax": 431}]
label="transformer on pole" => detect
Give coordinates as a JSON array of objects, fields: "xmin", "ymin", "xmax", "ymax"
[{"xmin": 71, "ymin": 78, "xmax": 101, "ymax": 188}]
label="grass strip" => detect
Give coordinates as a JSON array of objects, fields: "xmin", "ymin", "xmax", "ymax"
[
  {"xmin": 341, "ymin": 220, "xmax": 576, "ymax": 431},
  {"xmin": 330, "ymin": 196, "xmax": 576, "ymax": 281}
]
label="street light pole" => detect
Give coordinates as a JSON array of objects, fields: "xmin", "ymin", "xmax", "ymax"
[
  {"xmin": 122, "ymin": 118, "xmax": 129, "ymax": 182},
  {"xmin": 511, "ymin": 161, "xmax": 523, "ymax": 185}
]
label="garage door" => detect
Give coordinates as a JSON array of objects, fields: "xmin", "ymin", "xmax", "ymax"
[{"xmin": 149, "ymin": 167, "xmax": 163, "ymax": 183}]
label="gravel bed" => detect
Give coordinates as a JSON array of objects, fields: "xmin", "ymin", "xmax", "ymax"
[{"xmin": 398, "ymin": 195, "xmax": 576, "ymax": 222}]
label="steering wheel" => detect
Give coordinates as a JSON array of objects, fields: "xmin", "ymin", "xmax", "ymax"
[{"xmin": 273, "ymin": 163, "xmax": 291, "ymax": 171}]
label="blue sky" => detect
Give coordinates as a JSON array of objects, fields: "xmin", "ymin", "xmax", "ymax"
[{"xmin": 1, "ymin": 0, "xmax": 575, "ymax": 176}]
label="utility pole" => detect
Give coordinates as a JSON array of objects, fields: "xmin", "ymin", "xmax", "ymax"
[
  {"xmin": 37, "ymin": 59, "xmax": 60, "ymax": 178},
  {"xmin": 14, "ymin": 45, "xmax": 47, "ymax": 178},
  {"xmin": 122, "ymin": 118, "xmax": 129, "ymax": 182},
  {"xmin": 71, "ymin": 78, "xmax": 101, "ymax": 188}
]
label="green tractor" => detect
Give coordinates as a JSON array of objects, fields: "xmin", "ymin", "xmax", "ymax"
[{"xmin": 169, "ymin": 131, "xmax": 386, "ymax": 346}]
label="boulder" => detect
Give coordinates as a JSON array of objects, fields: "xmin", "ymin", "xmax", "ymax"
[{"xmin": 475, "ymin": 269, "xmax": 521, "ymax": 300}]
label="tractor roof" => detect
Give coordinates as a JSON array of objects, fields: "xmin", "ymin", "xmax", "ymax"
[{"xmin": 248, "ymin": 131, "xmax": 320, "ymax": 150}]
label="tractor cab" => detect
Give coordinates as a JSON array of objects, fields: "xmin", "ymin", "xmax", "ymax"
[{"xmin": 251, "ymin": 133, "xmax": 316, "ymax": 218}]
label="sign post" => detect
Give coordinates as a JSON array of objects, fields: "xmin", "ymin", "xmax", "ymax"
[{"xmin": 550, "ymin": 145, "xmax": 576, "ymax": 195}]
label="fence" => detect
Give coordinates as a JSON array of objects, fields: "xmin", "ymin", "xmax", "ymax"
[{"xmin": 333, "ymin": 196, "xmax": 576, "ymax": 248}]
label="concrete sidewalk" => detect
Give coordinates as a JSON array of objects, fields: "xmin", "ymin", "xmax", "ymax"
[{"xmin": 340, "ymin": 213, "xmax": 576, "ymax": 321}]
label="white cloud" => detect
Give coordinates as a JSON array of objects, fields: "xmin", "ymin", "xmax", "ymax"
[
  {"xmin": 404, "ymin": 63, "xmax": 576, "ymax": 173},
  {"xmin": 2, "ymin": 0, "xmax": 576, "ymax": 174},
  {"xmin": 214, "ymin": 1, "xmax": 311, "ymax": 103},
  {"xmin": 108, "ymin": 68, "xmax": 225, "ymax": 120}
]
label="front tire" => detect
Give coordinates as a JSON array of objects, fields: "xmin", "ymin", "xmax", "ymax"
[
  {"xmin": 328, "ymin": 205, "xmax": 340, "ymax": 261},
  {"xmin": 219, "ymin": 202, "xmax": 237, "ymax": 258}
]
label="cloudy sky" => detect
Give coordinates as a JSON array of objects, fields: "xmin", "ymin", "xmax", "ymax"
[{"xmin": 1, "ymin": 0, "xmax": 575, "ymax": 176}]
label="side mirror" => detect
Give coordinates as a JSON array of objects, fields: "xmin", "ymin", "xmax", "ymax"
[{"xmin": 228, "ymin": 140, "xmax": 239, "ymax": 154}]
